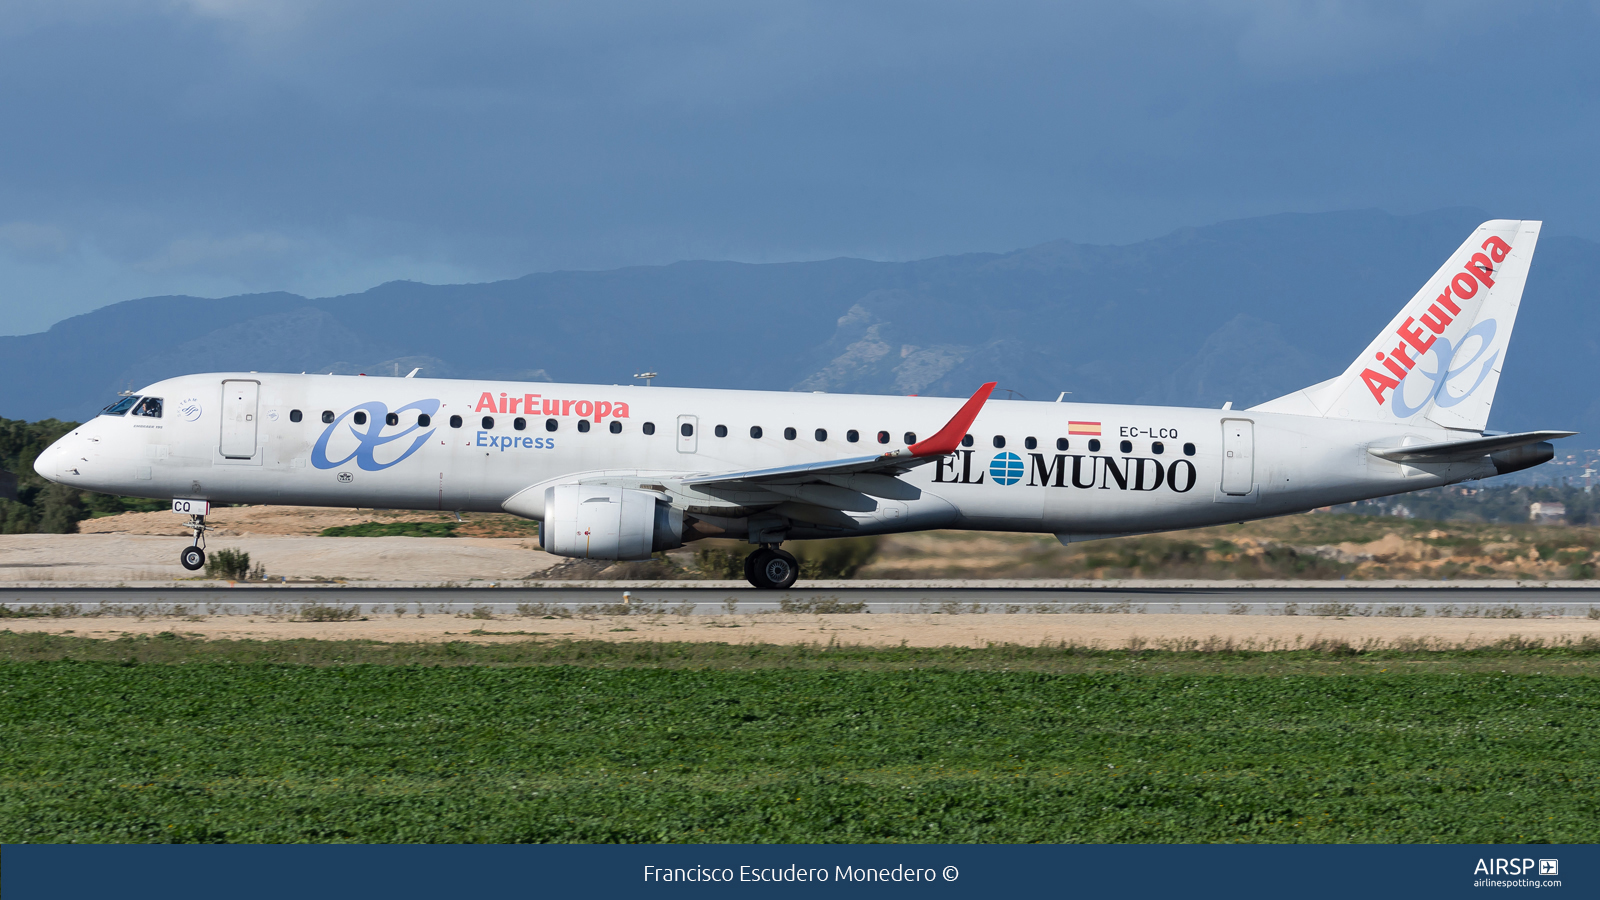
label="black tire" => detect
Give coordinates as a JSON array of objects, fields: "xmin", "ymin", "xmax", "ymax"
[
  {"xmin": 761, "ymin": 548, "xmax": 799, "ymax": 590},
  {"xmin": 180, "ymin": 546, "xmax": 205, "ymax": 571},
  {"xmin": 746, "ymin": 548, "xmax": 774, "ymax": 589}
]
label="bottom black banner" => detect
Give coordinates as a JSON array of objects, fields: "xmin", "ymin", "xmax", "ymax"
[{"xmin": 3, "ymin": 843, "xmax": 1593, "ymax": 899}]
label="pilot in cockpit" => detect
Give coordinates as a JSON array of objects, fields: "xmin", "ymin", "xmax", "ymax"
[{"xmin": 100, "ymin": 395, "xmax": 163, "ymax": 418}]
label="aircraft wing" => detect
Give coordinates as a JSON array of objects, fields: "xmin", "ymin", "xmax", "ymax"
[
  {"xmin": 1368, "ymin": 430, "xmax": 1575, "ymax": 464},
  {"xmin": 681, "ymin": 381, "xmax": 996, "ymax": 492}
]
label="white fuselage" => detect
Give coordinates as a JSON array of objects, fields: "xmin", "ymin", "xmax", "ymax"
[{"xmin": 36, "ymin": 372, "xmax": 1495, "ymax": 542}]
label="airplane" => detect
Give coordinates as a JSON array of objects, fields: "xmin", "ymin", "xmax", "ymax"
[{"xmin": 33, "ymin": 220, "xmax": 1571, "ymax": 589}]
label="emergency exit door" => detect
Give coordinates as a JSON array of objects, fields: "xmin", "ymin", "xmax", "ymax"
[
  {"xmin": 676, "ymin": 415, "xmax": 698, "ymax": 453},
  {"xmin": 1220, "ymin": 418, "xmax": 1254, "ymax": 495},
  {"xmin": 220, "ymin": 380, "xmax": 260, "ymax": 459}
]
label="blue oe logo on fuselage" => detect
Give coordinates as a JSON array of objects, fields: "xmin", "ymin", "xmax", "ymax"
[
  {"xmin": 312, "ymin": 400, "xmax": 440, "ymax": 471},
  {"xmin": 989, "ymin": 451, "xmax": 1023, "ymax": 485}
]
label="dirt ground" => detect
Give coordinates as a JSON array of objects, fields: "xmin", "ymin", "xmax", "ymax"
[
  {"xmin": 74, "ymin": 505, "xmax": 536, "ymax": 538},
  {"xmin": 9, "ymin": 612, "xmax": 1599, "ymax": 649},
  {"xmin": 0, "ymin": 532, "xmax": 556, "ymax": 584}
]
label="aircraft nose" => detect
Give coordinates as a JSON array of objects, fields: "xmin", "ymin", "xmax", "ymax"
[
  {"xmin": 33, "ymin": 435, "xmax": 71, "ymax": 482},
  {"xmin": 33, "ymin": 443, "xmax": 57, "ymax": 480}
]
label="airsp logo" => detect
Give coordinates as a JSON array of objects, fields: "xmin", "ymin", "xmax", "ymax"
[
  {"xmin": 1474, "ymin": 858, "xmax": 1550, "ymax": 876},
  {"xmin": 989, "ymin": 452, "xmax": 1023, "ymax": 486}
]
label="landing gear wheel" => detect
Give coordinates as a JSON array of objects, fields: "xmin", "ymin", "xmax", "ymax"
[
  {"xmin": 180, "ymin": 513, "xmax": 209, "ymax": 571},
  {"xmin": 746, "ymin": 547, "xmax": 799, "ymax": 590},
  {"xmin": 743, "ymin": 550, "xmax": 758, "ymax": 585}
]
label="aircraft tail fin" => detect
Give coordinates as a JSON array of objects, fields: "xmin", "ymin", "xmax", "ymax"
[{"xmin": 1252, "ymin": 220, "xmax": 1541, "ymax": 432}]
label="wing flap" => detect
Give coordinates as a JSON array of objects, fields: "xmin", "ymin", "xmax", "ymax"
[{"xmin": 679, "ymin": 381, "xmax": 997, "ymax": 492}]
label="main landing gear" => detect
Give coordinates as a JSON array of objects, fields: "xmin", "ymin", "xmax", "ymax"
[
  {"xmin": 744, "ymin": 545, "xmax": 799, "ymax": 590},
  {"xmin": 179, "ymin": 514, "xmax": 208, "ymax": 571}
]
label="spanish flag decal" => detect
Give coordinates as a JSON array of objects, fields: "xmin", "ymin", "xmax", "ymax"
[{"xmin": 1068, "ymin": 421, "xmax": 1101, "ymax": 436}]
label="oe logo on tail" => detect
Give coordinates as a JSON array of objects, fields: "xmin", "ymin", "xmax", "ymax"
[
  {"xmin": 1362, "ymin": 235, "xmax": 1508, "ymax": 415},
  {"xmin": 312, "ymin": 400, "xmax": 440, "ymax": 471}
]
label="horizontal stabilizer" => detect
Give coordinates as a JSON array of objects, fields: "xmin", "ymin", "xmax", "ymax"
[{"xmin": 1368, "ymin": 430, "xmax": 1575, "ymax": 464}]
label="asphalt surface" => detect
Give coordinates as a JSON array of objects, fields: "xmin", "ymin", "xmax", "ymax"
[{"xmin": 3, "ymin": 586, "xmax": 1598, "ymax": 617}]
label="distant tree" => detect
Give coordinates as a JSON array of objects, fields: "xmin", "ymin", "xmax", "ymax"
[
  {"xmin": 34, "ymin": 483, "xmax": 85, "ymax": 533},
  {"xmin": 1332, "ymin": 482, "xmax": 1600, "ymax": 525}
]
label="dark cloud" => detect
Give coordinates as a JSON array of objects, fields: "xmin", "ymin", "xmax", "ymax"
[{"xmin": 0, "ymin": 1, "xmax": 1595, "ymax": 333}]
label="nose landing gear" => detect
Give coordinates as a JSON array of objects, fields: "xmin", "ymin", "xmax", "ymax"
[
  {"xmin": 179, "ymin": 514, "xmax": 208, "ymax": 571},
  {"xmin": 744, "ymin": 545, "xmax": 799, "ymax": 590}
]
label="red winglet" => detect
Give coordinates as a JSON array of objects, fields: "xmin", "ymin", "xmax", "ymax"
[{"xmin": 907, "ymin": 382, "xmax": 997, "ymax": 457}]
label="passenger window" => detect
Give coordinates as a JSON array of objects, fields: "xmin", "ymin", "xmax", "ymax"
[
  {"xmin": 385, "ymin": 412, "xmax": 398, "ymax": 426},
  {"xmin": 642, "ymin": 422, "xmax": 654, "ymax": 435},
  {"xmin": 815, "ymin": 428, "xmax": 827, "ymax": 442},
  {"xmin": 450, "ymin": 415, "xmax": 463, "ymax": 428},
  {"xmin": 1024, "ymin": 436, "xmax": 1037, "ymax": 450},
  {"xmin": 354, "ymin": 411, "xmax": 368, "ymax": 426},
  {"xmin": 904, "ymin": 432, "xmax": 916, "ymax": 444},
  {"xmin": 1088, "ymin": 439, "xmax": 1101, "ymax": 452},
  {"xmin": 993, "ymin": 435, "xmax": 1005, "ymax": 449},
  {"xmin": 547, "ymin": 418, "xmax": 559, "ymax": 432},
  {"xmin": 681, "ymin": 422, "xmax": 693, "ymax": 437},
  {"xmin": 1183, "ymin": 442, "xmax": 1196, "ymax": 456},
  {"xmin": 101, "ymin": 396, "xmax": 139, "ymax": 416},
  {"xmin": 418, "ymin": 413, "xmax": 431, "ymax": 427},
  {"xmin": 289, "ymin": 409, "xmax": 303, "ymax": 423},
  {"xmin": 750, "ymin": 426, "xmax": 763, "ymax": 439},
  {"xmin": 322, "ymin": 410, "xmax": 335, "ymax": 424},
  {"xmin": 784, "ymin": 427, "xmax": 797, "ymax": 440},
  {"xmin": 514, "ymin": 417, "xmax": 526, "ymax": 431},
  {"xmin": 1152, "ymin": 441, "xmax": 1164, "ymax": 455},
  {"xmin": 877, "ymin": 431, "xmax": 890, "ymax": 444},
  {"xmin": 609, "ymin": 421, "xmax": 622, "ymax": 434},
  {"xmin": 847, "ymin": 429, "xmax": 859, "ymax": 443},
  {"xmin": 130, "ymin": 397, "xmax": 163, "ymax": 418},
  {"xmin": 1056, "ymin": 437, "xmax": 1068, "ymax": 451},
  {"xmin": 481, "ymin": 416, "xmax": 494, "ymax": 429},
  {"xmin": 715, "ymin": 424, "xmax": 728, "ymax": 438},
  {"xmin": 578, "ymin": 420, "xmax": 591, "ymax": 433},
  {"xmin": 1119, "ymin": 440, "xmax": 1132, "ymax": 454},
  {"xmin": 961, "ymin": 434, "xmax": 973, "ymax": 447}
]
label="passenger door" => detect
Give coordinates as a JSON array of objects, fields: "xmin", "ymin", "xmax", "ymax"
[
  {"xmin": 219, "ymin": 380, "xmax": 260, "ymax": 459},
  {"xmin": 1221, "ymin": 418, "xmax": 1254, "ymax": 495}
]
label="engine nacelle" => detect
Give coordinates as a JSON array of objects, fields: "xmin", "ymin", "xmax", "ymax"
[
  {"xmin": 540, "ymin": 485, "xmax": 683, "ymax": 560},
  {"xmin": 1491, "ymin": 441, "xmax": 1554, "ymax": 476}
]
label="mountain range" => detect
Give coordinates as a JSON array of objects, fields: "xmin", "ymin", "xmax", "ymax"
[{"xmin": 4, "ymin": 207, "xmax": 1595, "ymax": 440}]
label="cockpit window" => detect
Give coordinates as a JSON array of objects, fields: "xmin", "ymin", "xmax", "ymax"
[
  {"xmin": 101, "ymin": 396, "xmax": 139, "ymax": 416},
  {"xmin": 131, "ymin": 397, "xmax": 163, "ymax": 418}
]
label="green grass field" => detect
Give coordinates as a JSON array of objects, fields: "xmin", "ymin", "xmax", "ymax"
[{"xmin": 1, "ymin": 633, "xmax": 1596, "ymax": 844}]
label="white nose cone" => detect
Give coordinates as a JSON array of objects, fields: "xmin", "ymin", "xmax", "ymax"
[{"xmin": 33, "ymin": 440, "xmax": 61, "ymax": 481}]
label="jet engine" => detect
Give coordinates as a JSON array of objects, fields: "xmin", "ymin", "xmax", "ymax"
[
  {"xmin": 540, "ymin": 484, "xmax": 684, "ymax": 560},
  {"xmin": 1491, "ymin": 442, "xmax": 1555, "ymax": 476}
]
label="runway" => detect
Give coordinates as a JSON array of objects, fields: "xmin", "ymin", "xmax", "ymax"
[{"xmin": 3, "ymin": 585, "xmax": 1598, "ymax": 617}]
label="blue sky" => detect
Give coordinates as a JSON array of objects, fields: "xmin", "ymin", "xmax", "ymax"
[{"xmin": 1, "ymin": 1, "xmax": 1596, "ymax": 335}]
